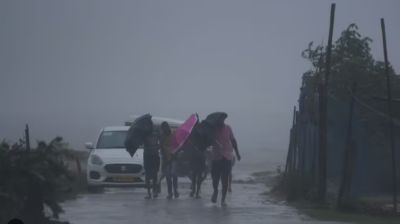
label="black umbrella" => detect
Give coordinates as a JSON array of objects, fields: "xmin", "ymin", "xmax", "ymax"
[
  {"xmin": 195, "ymin": 121, "xmax": 216, "ymax": 148},
  {"xmin": 197, "ymin": 112, "xmax": 228, "ymax": 148},
  {"xmin": 204, "ymin": 112, "xmax": 228, "ymax": 127},
  {"xmin": 124, "ymin": 113, "xmax": 153, "ymax": 157}
]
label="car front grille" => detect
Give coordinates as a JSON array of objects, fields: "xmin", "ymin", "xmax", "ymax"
[
  {"xmin": 104, "ymin": 177, "xmax": 144, "ymax": 183},
  {"xmin": 104, "ymin": 164, "xmax": 143, "ymax": 174}
]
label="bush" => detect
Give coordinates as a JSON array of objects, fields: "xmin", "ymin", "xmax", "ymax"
[{"xmin": 0, "ymin": 137, "xmax": 75, "ymax": 224}]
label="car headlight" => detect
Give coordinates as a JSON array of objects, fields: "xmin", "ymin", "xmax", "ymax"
[{"xmin": 90, "ymin": 155, "xmax": 103, "ymax": 166}]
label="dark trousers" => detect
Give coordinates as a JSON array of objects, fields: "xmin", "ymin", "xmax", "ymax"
[
  {"xmin": 144, "ymin": 154, "xmax": 160, "ymax": 196},
  {"xmin": 166, "ymin": 175, "xmax": 178, "ymax": 196},
  {"xmin": 163, "ymin": 160, "xmax": 178, "ymax": 196},
  {"xmin": 211, "ymin": 158, "xmax": 232, "ymax": 202}
]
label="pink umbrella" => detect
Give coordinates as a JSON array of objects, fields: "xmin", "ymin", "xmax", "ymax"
[{"xmin": 170, "ymin": 113, "xmax": 199, "ymax": 154}]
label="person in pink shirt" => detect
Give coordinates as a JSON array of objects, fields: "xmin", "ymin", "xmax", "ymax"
[{"xmin": 210, "ymin": 117, "xmax": 241, "ymax": 206}]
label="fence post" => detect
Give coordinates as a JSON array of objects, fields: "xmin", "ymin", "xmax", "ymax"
[
  {"xmin": 318, "ymin": 3, "xmax": 336, "ymax": 202},
  {"xmin": 285, "ymin": 106, "xmax": 297, "ymax": 176},
  {"xmin": 337, "ymin": 82, "xmax": 357, "ymax": 208},
  {"xmin": 25, "ymin": 124, "xmax": 31, "ymax": 152},
  {"xmin": 293, "ymin": 111, "xmax": 299, "ymax": 172},
  {"xmin": 381, "ymin": 18, "xmax": 397, "ymax": 213},
  {"xmin": 75, "ymin": 158, "xmax": 82, "ymax": 174}
]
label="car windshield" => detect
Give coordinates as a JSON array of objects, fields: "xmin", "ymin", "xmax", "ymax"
[{"xmin": 96, "ymin": 131, "xmax": 127, "ymax": 149}]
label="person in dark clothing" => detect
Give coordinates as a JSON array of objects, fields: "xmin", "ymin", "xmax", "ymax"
[
  {"xmin": 143, "ymin": 130, "xmax": 161, "ymax": 199},
  {"xmin": 160, "ymin": 122, "xmax": 179, "ymax": 199},
  {"xmin": 210, "ymin": 120, "xmax": 241, "ymax": 206}
]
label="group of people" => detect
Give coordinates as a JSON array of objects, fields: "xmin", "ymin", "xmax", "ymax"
[
  {"xmin": 141, "ymin": 118, "xmax": 241, "ymax": 206},
  {"xmin": 142, "ymin": 121, "xmax": 180, "ymax": 200}
]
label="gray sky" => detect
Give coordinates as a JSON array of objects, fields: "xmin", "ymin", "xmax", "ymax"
[{"xmin": 1, "ymin": 0, "xmax": 399, "ymax": 151}]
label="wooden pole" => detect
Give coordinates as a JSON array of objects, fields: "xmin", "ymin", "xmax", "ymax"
[
  {"xmin": 299, "ymin": 115, "xmax": 306, "ymax": 176},
  {"xmin": 325, "ymin": 3, "xmax": 335, "ymax": 85},
  {"xmin": 300, "ymin": 123, "xmax": 306, "ymax": 176},
  {"xmin": 318, "ymin": 3, "xmax": 335, "ymax": 202},
  {"xmin": 76, "ymin": 158, "xmax": 82, "ymax": 174},
  {"xmin": 337, "ymin": 82, "xmax": 357, "ymax": 208},
  {"xmin": 381, "ymin": 18, "xmax": 397, "ymax": 213},
  {"xmin": 293, "ymin": 111, "xmax": 299, "ymax": 171},
  {"xmin": 310, "ymin": 125, "xmax": 318, "ymax": 185},
  {"xmin": 285, "ymin": 128, "xmax": 293, "ymax": 175},
  {"xmin": 25, "ymin": 124, "xmax": 31, "ymax": 152},
  {"xmin": 285, "ymin": 106, "xmax": 297, "ymax": 176}
]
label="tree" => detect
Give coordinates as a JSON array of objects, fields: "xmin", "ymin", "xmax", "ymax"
[
  {"xmin": 301, "ymin": 24, "xmax": 400, "ymax": 155},
  {"xmin": 0, "ymin": 137, "xmax": 73, "ymax": 224},
  {"xmin": 293, "ymin": 24, "xmax": 400, "ymax": 206}
]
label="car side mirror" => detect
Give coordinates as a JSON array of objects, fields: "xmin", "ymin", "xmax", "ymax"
[{"xmin": 85, "ymin": 142, "xmax": 94, "ymax": 150}]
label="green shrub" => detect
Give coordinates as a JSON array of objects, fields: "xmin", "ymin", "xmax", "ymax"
[{"xmin": 0, "ymin": 137, "xmax": 75, "ymax": 224}]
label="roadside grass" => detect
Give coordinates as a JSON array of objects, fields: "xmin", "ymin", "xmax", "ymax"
[
  {"xmin": 257, "ymin": 170, "xmax": 400, "ymax": 224},
  {"xmin": 302, "ymin": 207, "xmax": 400, "ymax": 224}
]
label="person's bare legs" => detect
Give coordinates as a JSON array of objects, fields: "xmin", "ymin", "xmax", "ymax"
[
  {"xmin": 157, "ymin": 173, "xmax": 164, "ymax": 194},
  {"xmin": 211, "ymin": 160, "xmax": 221, "ymax": 203},
  {"xmin": 145, "ymin": 174, "xmax": 152, "ymax": 199},
  {"xmin": 221, "ymin": 172, "xmax": 229, "ymax": 206},
  {"xmin": 221, "ymin": 159, "xmax": 232, "ymax": 206}
]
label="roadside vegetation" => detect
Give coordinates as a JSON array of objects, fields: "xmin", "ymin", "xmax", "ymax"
[
  {"xmin": 273, "ymin": 23, "xmax": 400, "ymax": 221},
  {"xmin": 0, "ymin": 137, "xmax": 88, "ymax": 224}
]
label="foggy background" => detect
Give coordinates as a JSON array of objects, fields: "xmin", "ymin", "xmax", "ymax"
[{"xmin": 1, "ymin": 0, "xmax": 399, "ymax": 153}]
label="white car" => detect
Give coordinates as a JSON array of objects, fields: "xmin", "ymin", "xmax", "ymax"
[
  {"xmin": 85, "ymin": 117, "xmax": 183, "ymax": 188},
  {"xmin": 85, "ymin": 126, "xmax": 145, "ymax": 187}
]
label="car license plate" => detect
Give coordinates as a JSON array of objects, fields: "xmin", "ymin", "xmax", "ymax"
[{"xmin": 112, "ymin": 176, "xmax": 135, "ymax": 182}]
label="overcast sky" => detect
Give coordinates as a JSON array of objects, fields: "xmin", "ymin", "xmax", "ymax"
[{"xmin": 1, "ymin": 0, "xmax": 399, "ymax": 151}]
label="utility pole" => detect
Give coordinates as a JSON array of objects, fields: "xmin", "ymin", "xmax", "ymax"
[
  {"xmin": 380, "ymin": 18, "xmax": 397, "ymax": 213},
  {"xmin": 318, "ymin": 3, "xmax": 335, "ymax": 202},
  {"xmin": 337, "ymin": 82, "xmax": 357, "ymax": 208}
]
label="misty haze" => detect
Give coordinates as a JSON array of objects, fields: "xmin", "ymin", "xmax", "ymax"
[{"xmin": 1, "ymin": 1, "xmax": 400, "ymax": 224}]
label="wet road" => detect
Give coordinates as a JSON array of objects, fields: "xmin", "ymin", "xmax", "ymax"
[
  {"xmin": 60, "ymin": 149, "xmax": 349, "ymax": 224},
  {"xmin": 61, "ymin": 176, "xmax": 349, "ymax": 224}
]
